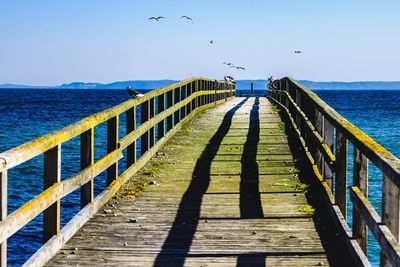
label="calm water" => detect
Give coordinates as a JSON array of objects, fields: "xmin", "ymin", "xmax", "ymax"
[{"xmin": 0, "ymin": 89, "xmax": 399, "ymax": 266}]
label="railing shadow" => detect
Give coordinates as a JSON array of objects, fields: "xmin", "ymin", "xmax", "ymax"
[
  {"xmin": 276, "ymin": 103, "xmax": 356, "ymax": 266},
  {"xmin": 237, "ymin": 97, "xmax": 265, "ymax": 266},
  {"xmin": 154, "ymin": 98, "xmax": 248, "ymax": 267}
]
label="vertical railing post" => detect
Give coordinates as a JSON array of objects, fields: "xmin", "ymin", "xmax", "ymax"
[
  {"xmin": 166, "ymin": 90, "xmax": 174, "ymax": 131},
  {"xmin": 174, "ymin": 87, "xmax": 180, "ymax": 125},
  {"xmin": 381, "ymin": 175, "xmax": 400, "ymax": 266},
  {"xmin": 43, "ymin": 145, "xmax": 61, "ymax": 243},
  {"xmin": 126, "ymin": 107, "xmax": 136, "ymax": 167},
  {"xmin": 107, "ymin": 116, "xmax": 119, "ymax": 185},
  {"xmin": 149, "ymin": 98, "xmax": 155, "ymax": 148},
  {"xmin": 335, "ymin": 130, "xmax": 347, "ymax": 219},
  {"xmin": 353, "ymin": 147, "xmax": 368, "ymax": 252},
  {"xmin": 324, "ymin": 118, "xmax": 334, "ymax": 190},
  {"xmin": 158, "ymin": 94, "xmax": 165, "ymax": 140},
  {"xmin": 180, "ymin": 86, "xmax": 186, "ymax": 120},
  {"xmin": 0, "ymin": 166, "xmax": 7, "ymax": 267},
  {"xmin": 314, "ymin": 110, "xmax": 324, "ymax": 175},
  {"xmin": 81, "ymin": 128, "xmax": 94, "ymax": 208},
  {"xmin": 141, "ymin": 101, "xmax": 150, "ymax": 155}
]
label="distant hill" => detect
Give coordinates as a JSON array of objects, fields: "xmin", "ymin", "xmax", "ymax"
[
  {"xmin": 299, "ymin": 80, "xmax": 400, "ymax": 90},
  {"xmin": 59, "ymin": 80, "xmax": 178, "ymax": 89},
  {"xmin": 2, "ymin": 79, "xmax": 400, "ymax": 90}
]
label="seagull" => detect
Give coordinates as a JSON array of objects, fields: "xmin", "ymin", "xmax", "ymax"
[
  {"xmin": 180, "ymin": 16, "xmax": 193, "ymax": 23},
  {"xmin": 209, "ymin": 40, "xmax": 214, "ymax": 44},
  {"xmin": 148, "ymin": 16, "xmax": 165, "ymax": 21},
  {"xmin": 294, "ymin": 50, "xmax": 303, "ymax": 54},
  {"xmin": 226, "ymin": 63, "xmax": 234, "ymax": 66},
  {"xmin": 236, "ymin": 66, "xmax": 246, "ymax": 70},
  {"xmin": 223, "ymin": 62, "xmax": 233, "ymax": 66},
  {"xmin": 127, "ymin": 87, "xmax": 144, "ymax": 98}
]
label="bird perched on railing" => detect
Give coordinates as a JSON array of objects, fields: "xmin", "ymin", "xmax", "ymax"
[
  {"xmin": 224, "ymin": 76, "xmax": 236, "ymax": 84},
  {"xmin": 127, "ymin": 87, "xmax": 144, "ymax": 98}
]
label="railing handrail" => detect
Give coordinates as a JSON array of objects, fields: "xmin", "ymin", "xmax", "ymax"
[
  {"xmin": 0, "ymin": 77, "xmax": 235, "ymax": 266},
  {"xmin": 0, "ymin": 77, "xmax": 221, "ymax": 170},
  {"xmin": 283, "ymin": 77, "xmax": 400, "ymax": 187},
  {"xmin": 269, "ymin": 77, "xmax": 400, "ymax": 267}
]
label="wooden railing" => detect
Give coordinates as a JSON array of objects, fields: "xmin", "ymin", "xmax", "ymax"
[
  {"xmin": 0, "ymin": 77, "xmax": 235, "ymax": 266},
  {"xmin": 269, "ymin": 77, "xmax": 400, "ymax": 266}
]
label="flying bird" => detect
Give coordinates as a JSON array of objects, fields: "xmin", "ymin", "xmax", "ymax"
[
  {"xmin": 236, "ymin": 66, "xmax": 246, "ymax": 70},
  {"xmin": 148, "ymin": 16, "xmax": 165, "ymax": 21},
  {"xmin": 226, "ymin": 63, "xmax": 234, "ymax": 66},
  {"xmin": 209, "ymin": 40, "xmax": 214, "ymax": 44},
  {"xmin": 223, "ymin": 62, "xmax": 233, "ymax": 66},
  {"xmin": 294, "ymin": 50, "xmax": 303, "ymax": 54},
  {"xmin": 127, "ymin": 87, "xmax": 144, "ymax": 98},
  {"xmin": 180, "ymin": 16, "xmax": 193, "ymax": 23}
]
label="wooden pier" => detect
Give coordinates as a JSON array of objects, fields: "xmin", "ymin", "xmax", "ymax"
[{"xmin": 0, "ymin": 77, "xmax": 399, "ymax": 266}]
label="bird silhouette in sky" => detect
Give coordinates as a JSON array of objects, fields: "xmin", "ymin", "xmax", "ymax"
[
  {"xmin": 236, "ymin": 66, "xmax": 246, "ymax": 70},
  {"xmin": 149, "ymin": 16, "xmax": 165, "ymax": 21},
  {"xmin": 294, "ymin": 50, "xmax": 303, "ymax": 54},
  {"xmin": 127, "ymin": 87, "xmax": 144, "ymax": 98},
  {"xmin": 180, "ymin": 16, "xmax": 193, "ymax": 23},
  {"xmin": 210, "ymin": 40, "xmax": 214, "ymax": 44},
  {"xmin": 223, "ymin": 62, "xmax": 234, "ymax": 66}
]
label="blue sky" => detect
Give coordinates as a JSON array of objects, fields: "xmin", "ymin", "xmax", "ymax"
[{"xmin": 0, "ymin": 0, "xmax": 399, "ymax": 85}]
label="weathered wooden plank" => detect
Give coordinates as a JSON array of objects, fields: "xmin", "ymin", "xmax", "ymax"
[
  {"xmin": 157, "ymin": 94, "xmax": 165, "ymax": 140},
  {"xmin": 335, "ymin": 130, "xmax": 348, "ymax": 219},
  {"xmin": 80, "ymin": 128, "xmax": 94, "ymax": 208},
  {"xmin": 107, "ymin": 116, "xmax": 119, "ymax": 185},
  {"xmin": 323, "ymin": 117, "xmax": 334, "ymax": 189},
  {"xmin": 126, "ymin": 107, "xmax": 136, "ymax": 166},
  {"xmin": 353, "ymin": 147, "xmax": 368, "ymax": 253},
  {"xmin": 43, "ymin": 145, "xmax": 61, "ymax": 242},
  {"xmin": 382, "ymin": 175, "xmax": 400, "ymax": 266},
  {"xmin": 351, "ymin": 186, "xmax": 400, "ymax": 267}
]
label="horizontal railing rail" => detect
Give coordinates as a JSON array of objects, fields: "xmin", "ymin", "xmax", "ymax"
[
  {"xmin": 0, "ymin": 77, "xmax": 235, "ymax": 266},
  {"xmin": 269, "ymin": 77, "xmax": 400, "ymax": 266}
]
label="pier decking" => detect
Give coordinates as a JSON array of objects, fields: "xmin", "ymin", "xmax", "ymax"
[
  {"xmin": 1, "ymin": 77, "xmax": 400, "ymax": 266},
  {"xmin": 46, "ymin": 97, "xmax": 351, "ymax": 266}
]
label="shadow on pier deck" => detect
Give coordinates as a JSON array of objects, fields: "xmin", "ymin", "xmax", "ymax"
[{"xmin": 46, "ymin": 97, "xmax": 354, "ymax": 266}]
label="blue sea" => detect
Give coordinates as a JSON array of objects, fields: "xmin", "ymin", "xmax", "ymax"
[{"xmin": 0, "ymin": 89, "xmax": 399, "ymax": 266}]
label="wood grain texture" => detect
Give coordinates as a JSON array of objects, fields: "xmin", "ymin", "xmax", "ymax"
[{"xmin": 46, "ymin": 98, "xmax": 351, "ymax": 266}]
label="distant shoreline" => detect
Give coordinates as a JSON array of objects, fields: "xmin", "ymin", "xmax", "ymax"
[{"xmin": 1, "ymin": 79, "xmax": 400, "ymax": 91}]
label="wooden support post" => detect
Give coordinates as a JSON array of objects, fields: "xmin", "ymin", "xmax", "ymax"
[
  {"xmin": 43, "ymin": 145, "xmax": 61, "ymax": 243},
  {"xmin": 107, "ymin": 116, "xmax": 119, "ymax": 185},
  {"xmin": 166, "ymin": 90, "xmax": 173, "ymax": 131},
  {"xmin": 180, "ymin": 86, "xmax": 186, "ymax": 120},
  {"xmin": 80, "ymin": 128, "xmax": 94, "ymax": 208},
  {"xmin": 149, "ymin": 98, "xmax": 155, "ymax": 148},
  {"xmin": 324, "ymin": 118, "xmax": 334, "ymax": 190},
  {"xmin": 157, "ymin": 94, "xmax": 165, "ymax": 140},
  {"xmin": 126, "ymin": 107, "xmax": 136, "ymax": 167},
  {"xmin": 335, "ymin": 130, "xmax": 347, "ymax": 219},
  {"xmin": 141, "ymin": 101, "xmax": 150, "ymax": 155},
  {"xmin": 353, "ymin": 147, "xmax": 368, "ymax": 253},
  {"xmin": 174, "ymin": 88, "xmax": 180, "ymax": 124},
  {"xmin": 0, "ymin": 168, "xmax": 7, "ymax": 267},
  {"xmin": 314, "ymin": 110, "xmax": 324, "ymax": 175},
  {"xmin": 381, "ymin": 175, "xmax": 400, "ymax": 266}
]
